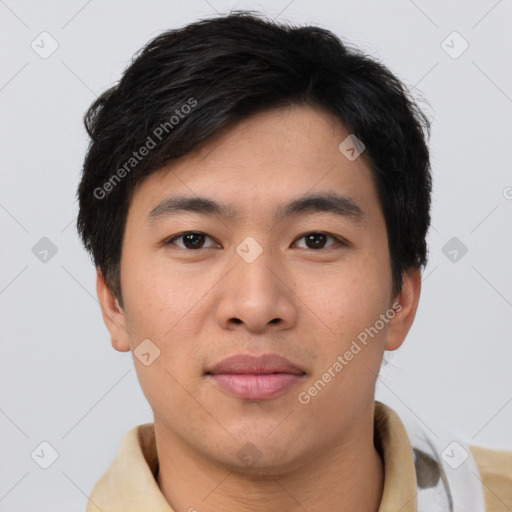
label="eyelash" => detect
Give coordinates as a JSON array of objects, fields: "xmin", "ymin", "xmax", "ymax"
[{"xmin": 163, "ymin": 231, "xmax": 346, "ymax": 251}]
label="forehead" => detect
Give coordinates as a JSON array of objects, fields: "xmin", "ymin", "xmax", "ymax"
[{"xmin": 127, "ymin": 104, "xmax": 381, "ymax": 225}]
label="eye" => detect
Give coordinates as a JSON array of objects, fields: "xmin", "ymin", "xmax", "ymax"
[
  {"xmin": 164, "ymin": 231, "xmax": 219, "ymax": 250},
  {"xmin": 293, "ymin": 232, "xmax": 343, "ymax": 250}
]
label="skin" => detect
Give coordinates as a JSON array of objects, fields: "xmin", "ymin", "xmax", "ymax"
[{"xmin": 97, "ymin": 103, "xmax": 421, "ymax": 512}]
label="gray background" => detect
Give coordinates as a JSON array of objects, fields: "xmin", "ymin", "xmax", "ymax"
[{"xmin": 1, "ymin": 0, "xmax": 511, "ymax": 510}]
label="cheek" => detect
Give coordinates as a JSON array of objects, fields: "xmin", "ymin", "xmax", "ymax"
[
  {"xmin": 293, "ymin": 258, "xmax": 391, "ymax": 408},
  {"xmin": 297, "ymin": 272, "xmax": 388, "ymax": 421},
  {"xmin": 296, "ymin": 262, "xmax": 388, "ymax": 340},
  {"xmin": 121, "ymin": 257, "xmax": 209, "ymax": 378},
  {"xmin": 121, "ymin": 255, "xmax": 208, "ymax": 338}
]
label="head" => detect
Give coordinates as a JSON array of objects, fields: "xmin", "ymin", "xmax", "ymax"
[{"xmin": 77, "ymin": 11, "xmax": 431, "ymax": 472}]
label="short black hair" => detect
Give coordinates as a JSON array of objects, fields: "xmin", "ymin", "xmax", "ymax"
[{"xmin": 77, "ymin": 10, "xmax": 432, "ymax": 306}]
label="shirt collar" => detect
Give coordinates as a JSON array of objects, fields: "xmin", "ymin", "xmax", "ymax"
[
  {"xmin": 375, "ymin": 401, "xmax": 418, "ymax": 511},
  {"xmin": 87, "ymin": 401, "xmax": 418, "ymax": 512}
]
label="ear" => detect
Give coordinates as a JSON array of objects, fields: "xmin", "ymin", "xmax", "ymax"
[
  {"xmin": 384, "ymin": 267, "xmax": 422, "ymax": 351},
  {"xmin": 96, "ymin": 268, "xmax": 131, "ymax": 352}
]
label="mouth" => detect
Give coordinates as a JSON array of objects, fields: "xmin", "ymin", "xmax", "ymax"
[{"xmin": 205, "ymin": 353, "xmax": 307, "ymax": 401}]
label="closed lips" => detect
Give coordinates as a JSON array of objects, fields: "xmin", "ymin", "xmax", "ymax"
[{"xmin": 205, "ymin": 353, "xmax": 306, "ymax": 375}]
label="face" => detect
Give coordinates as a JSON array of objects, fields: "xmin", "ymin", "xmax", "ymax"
[{"xmin": 98, "ymin": 104, "xmax": 419, "ymax": 473}]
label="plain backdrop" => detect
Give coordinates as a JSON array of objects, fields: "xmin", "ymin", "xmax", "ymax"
[{"xmin": 1, "ymin": 0, "xmax": 511, "ymax": 510}]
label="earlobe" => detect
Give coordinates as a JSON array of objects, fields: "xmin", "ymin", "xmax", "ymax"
[
  {"xmin": 384, "ymin": 267, "xmax": 422, "ymax": 351},
  {"xmin": 96, "ymin": 268, "xmax": 131, "ymax": 353}
]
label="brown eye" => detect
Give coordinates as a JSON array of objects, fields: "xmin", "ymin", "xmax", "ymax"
[
  {"xmin": 182, "ymin": 233, "xmax": 206, "ymax": 249},
  {"xmin": 166, "ymin": 232, "xmax": 218, "ymax": 250},
  {"xmin": 294, "ymin": 232, "xmax": 340, "ymax": 250}
]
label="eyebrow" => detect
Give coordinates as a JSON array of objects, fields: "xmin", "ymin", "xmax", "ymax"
[{"xmin": 147, "ymin": 193, "xmax": 364, "ymax": 224}]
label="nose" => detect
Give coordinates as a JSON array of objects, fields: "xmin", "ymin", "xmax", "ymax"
[{"xmin": 215, "ymin": 246, "xmax": 298, "ymax": 333}]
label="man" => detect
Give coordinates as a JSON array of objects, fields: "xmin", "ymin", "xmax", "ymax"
[{"xmin": 77, "ymin": 11, "xmax": 511, "ymax": 512}]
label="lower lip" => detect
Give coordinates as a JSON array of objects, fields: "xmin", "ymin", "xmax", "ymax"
[{"xmin": 209, "ymin": 373, "xmax": 304, "ymax": 400}]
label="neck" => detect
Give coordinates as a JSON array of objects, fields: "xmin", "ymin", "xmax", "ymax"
[{"xmin": 155, "ymin": 406, "xmax": 384, "ymax": 512}]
